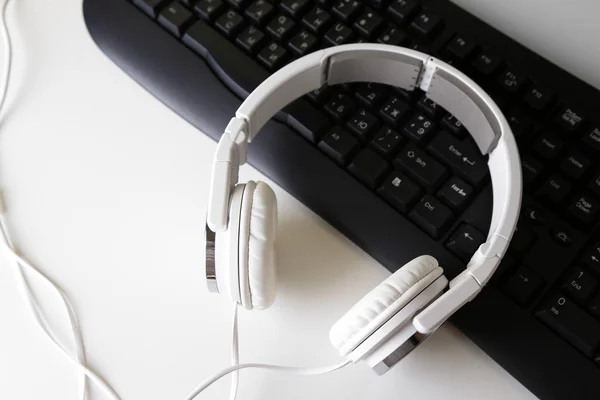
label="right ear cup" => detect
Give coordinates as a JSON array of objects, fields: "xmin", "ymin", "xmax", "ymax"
[
  {"xmin": 329, "ymin": 256, "xmax": 444, "ymax": 356},
  {"xmin": 238, "ymin": 181, "xmax": 278, "ymax": 310}
]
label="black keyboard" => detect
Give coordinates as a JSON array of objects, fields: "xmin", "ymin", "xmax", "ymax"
[{"xmin": 84, "ymin": 0, "xmax": 600, "ymax": 398}]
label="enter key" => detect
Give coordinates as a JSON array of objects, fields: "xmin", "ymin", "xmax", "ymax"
[{"xmin": 428, "ymin": 131, "xmax": 488, "ymax": 186}]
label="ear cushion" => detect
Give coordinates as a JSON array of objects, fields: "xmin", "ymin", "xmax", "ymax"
[
  {"xmin": 245, "ymin": 181, "xmax": 278, "ymax": 310},
  {"xmin": 329, "ymin": 255, "xmax": 443, "ymax": 355}
]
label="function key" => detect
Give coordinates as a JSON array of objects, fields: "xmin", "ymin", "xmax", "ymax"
[
  {"xmin": 378, "ymin": 171, "xmax": 422, "ymax": 213},
  {"xmin": 503, "ymin": 266, "xmax": 543, "ymax": 307},
  {"xmin": 581, "ymin": 127, "xmax": 600, "ymax": 152},
  {"xmin": 436, "ymin": 176, "xmax": 473, "ymax": 211},
  {"xmin": 288, "ymin": 30, "xmax": 318, "ymax": 56},
  {"xmin": 377, "ymin": 26, "xmax": 409, "ymax": 46},
  {"xmin": 194, "ymin": 0, "xmax": 225, "ymax": 21},
  {"xmin": 267, "ymin": 14, "xmax": 296, "ymax": 41},
  {"xmin": 523, "ymin": 86, "xmax": 555, "ymax": 112},
  {"xmin": 409, "ymin": 10, "xmax": 443, "ymax": 40},
  {"xmin": 354, "ymin": 8, "xmax": 384, "ymax": 38},
  {"xmin": 281, "ymin": 0, "xmax": 311, "ymax": 18},
  {"xmin": 444, "ymin": 35, "xmax": 477, "ymax": 62},
  {"xmin": 324, "ymin": 22, "xmax": 355, "ymax": 46},
  {"xmin": 441, "ymin": 113, "xmax": 466, "ymax": 138},
  {"xmin": 355, "ymin": 82, "xmax": 387, "ymax": 108},
  {"xmin": 446, "ymin": 223, "xmax": 485, "ymax": 262},
  {"xmin": 581, "ymin": 242, "xmax": 600, "ymax": 276},
  {"xmin": 158, "ymin": 2, "xmax": 194, "ymax": 37},
  {"xmin": 521, "ymin": 155, "xmax": 544, "ymax": 186},
  {"xmin": 498, "ymin": 68, "xmax": 527, "ymax": 94},
  {"xmin": 532, "ymin": 132, "xmax": 564, "ymax": 160},
  {"xmin": 244, "ymin": 0, "xmax": 274, "ymax": 26},
  {"xmin": 523, "ymin": 205, "xmax": 546, "ymax": 225},
  {"xmin": 550, "ymin": 226, "xmax": 574, "ymax": 247},
  {"xmin": 215, "ymin": 9, "xmax": 245, "ymax": 37},
  {"xmin": 403, "ymin": 113, "xmax": 435, "ymax": 142},
  {"xmin": 332, "ymin": 0, "xmax": 363, "ymax": 22},
  {"xmin": 535, "ymin": 175, "xmax": 572, "ymax": 205},
  {"xmin": 555, "ymin": 107, "xmax": 585, "ymax": 133},
  {"xmin": 395, "ymin": 144, "xmax": 448, "ymax": 191},
  {"xmin": 409, "ymin": 195, "xmax": 454, "ymax": 238},
  {"xmin": 559, "ymin": 151, "xmax": 590, "ymax": 180},
  {"xmin": 318, "ymin": 127, "xmax": 360, "ymax": 165},
  {"xmin": 567, "ymin": 193, "xmax": 600, "ymax": 226},
  {"xmin": 370, "ymin": 127, "xmax": 404, "ymax": 159},
  {"xmin": 348, "ymin": 148, "xmax": 390, "ymax": 189},
  {"xmin": 387, "ymin": 0, "xmax": 419, "ymax": 25},
  {"xmin": 302, "ymin": 7, "xmax": 331, "ymax": 34},
  {"xmin": 257, "ymin": 41, "xmax": 289, "ymax": 70},
  {"xmin": 417, "ymin": 95, "xmax": 444, "ymax": 119},
  {"xmin": 134, "ymin": 0, "xmax": 170, "ymax": 18},
  {"xmin": 324, "ymin": 91, "xmax": 357, "ymax": 121},
  {"xmin": 236, "ymin": 25, "xmax": 267, "ymax": 53},
  {"xmin": 471, "ymin": 52, "xmax": 502, "ymax": 77},
  {"xmin": 380, "ymin": 95, "xmax": 410, "ymax": 126},
  {"xmin": 562, "ymin": 266, "xmax": 598, "ymax": 302},
  {"xmin": 346, "ymin": 109, "xmax": 381, "ymax": 141}
]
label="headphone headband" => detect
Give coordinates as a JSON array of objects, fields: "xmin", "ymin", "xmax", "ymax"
[{"xmin": 207, "ymin": 44, "xmax": 522, "ymax": 334}]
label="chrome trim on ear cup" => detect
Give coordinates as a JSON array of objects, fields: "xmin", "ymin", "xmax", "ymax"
[
  {"xmin": 205, "ymin": 224, "xmax": 219, "ymax": 293},
  {"xmin": 372, "ymin": 331, "xmax": 431, "ymax": 375}
]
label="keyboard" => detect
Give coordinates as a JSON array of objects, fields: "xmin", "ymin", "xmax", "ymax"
[{"xmin": 84, "ymin": 0, "xmax": 600, "ymax": 398}]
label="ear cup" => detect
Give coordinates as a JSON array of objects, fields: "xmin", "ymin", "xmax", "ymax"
[
  {"xmin": 239, "ymin": 181, "xmax": 278, "ymax": 310},
  {"xmin": 329, "ymin": 255, "xmax": 443, "ymax": 356}
]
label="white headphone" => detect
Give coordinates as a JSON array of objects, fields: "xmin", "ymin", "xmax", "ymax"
[{"xmin": 200, "ymin": 42, "xmax": 522, "ymax": 393}]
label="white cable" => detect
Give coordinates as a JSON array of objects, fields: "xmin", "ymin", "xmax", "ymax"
[
  {"xmin": 184, "ymin": 359, "xmax": 351, "ymax": 400},
  {"xmin": 229, "ymin": 303, "xmax": 239, "ymax": 400},
  {"xmin": 0, "ymin": 1, "xmax": 121, "ymax": 399}
]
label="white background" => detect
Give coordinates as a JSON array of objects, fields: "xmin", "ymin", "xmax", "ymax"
[{"xmin": 0, "ymin": 0, "xmax": 597, "ymax": 399}]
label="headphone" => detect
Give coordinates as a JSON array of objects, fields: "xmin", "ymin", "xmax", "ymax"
[{"xmin": 201, "ymin": 41, "xmax": 522, "ymax": 390}]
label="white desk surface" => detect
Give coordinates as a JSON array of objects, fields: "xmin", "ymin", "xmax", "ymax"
[{"xmin": 2, "ymin": 0, "xmax": 598, "ymax": 399}]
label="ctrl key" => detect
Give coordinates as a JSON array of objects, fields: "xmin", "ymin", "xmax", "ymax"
[
  {"xmin": 537, "ymin": 293, "xmax": 600, "ymax": 357},
  {"xmin": 409, "ymin": 195, "xmax": 454, "ymax": 238}
]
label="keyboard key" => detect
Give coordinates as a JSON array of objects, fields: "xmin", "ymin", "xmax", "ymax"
[
  {"xmin": 417, "ymin": 95, "xmax": 444, "ymax": 119},
  {"xmin": 446, "ymin": 223, "xmax": 485, "ymax": 262},
  {"xmin": 581, "ymin": 127, "xmax": 600, "ymax": 153},
  {"xmin": 581, "ymin": 243, "xmax": 600, "ymax": 276},
  {"xmin": 284, "ymin": 100, "xmax": 330, "ymax": 143},
  {"xmin": 536, "ymin": 175, "xmax": 572, "ymax": 204},
  {"xmin": 324, "ymin": 22, "xmax": 355, "ymax": 46},
  {"xmin": 506, "ymin": 110, "xmax": 535, "ymax": 141},
  {"xmin": 318, "ymin": 127, "xmax": 359, "ymax": 165},
  {"xmin": 441, "ymin": 113, "xmax": 466, "ymax": 138},
  {"xmin": 194, "ymin": 0, "xmax": 225, "ymax": 21},
  {"xmin": 510, "ymin": 224, "xmax": 537, "ymax": 254},
  {"xmin": 410, "ymin": 11, "xmax": 442, "ymax": 39},
  {"xmin": 348, "ymin": 149, "xmax": 390, "ymax": 189},
  {"xmin": 588, "ymin": 172, "xmax": 600, "ymax": 198},
  {"xmin": 215, "ymin": 9, "xmax": 245, "ymax": 37},
  {"xmin": 257, "ymin": 41, "xmax": 289, "ymax": 70},
  {"xmin": 306, "ymin": 86, "xmax": 330, "ymax": 104},
  {"xmin": 395, "ymin": 144, "xmax": 447, "ymax": 191},
  {"xmin": 302, "ymin": 6, "xmax": 332, "ymax": 34},
  {"xmin": 409, "ymin": 195, "xmax": 454, "ymax": 238},
  {"xmin": 588, "ymin": 293, "xmax": 600, "ymax": 319},
  {"xmin": 503, "ymin": 266, "xmax": 543, "ymax": 306},
  {"xmin": 568, "ymin": 193, "xmax": 600, "ymax": 226},
  {"xmin": 134, "ymin": 0, "xmax": 170, "ymax": 17},
  {"xmin": 267, "ymin": 14, "xmax": 296, "ymax": 41},
  {"xmin": 324, "ymin": 91, "xmax": 356, "ymax": 121},
  {"xmin": 346, "ymin": 109, "xmax": 380, "ymax": 141},
  {"xmin": 289, "ymin": 30, "xmax": 318, "ymax": 56},
  {"xmin": 562, "ymin": 267, "xmax": 598, "ymax": 302},
  {"xmin": 471, "ymin": 52, "xmax": 502, "ymax": 76},
  {"xmin": 498, "ymin": 68, "xmax": 526, "ymax": 94},
  {"xmin": 532, "ymin": 133, "xmax": 564, "ymax": 160},
  {"xmin": 523, "ymin": 86, "xmax": 555, "ymax": 112},
  {"xmin": 332, "ymin": 0, "xmax": 363, "ymax": 22},
  {"xmin": 281, "ymin": 0, "xmax": 310, "ymax": 18},
  {"xmin": 523, "ymin": 205, "xmax": 546, "ymax": 225},
  {"xmin": 377, "ymin": 26, "xmax": 409, "ymax": 46},
  {"xmin": 355, "ymin": 83, "xmax": 387, "ymax": 108},
  {"xmin": 427, "ymin": 131, "xmax": 487, "ymax": 186},
  {"xmin": 245, "ymin": 0, "xmax": 274, "ymax": 25},
  {"xmin": 226, "ymin": 0, "xmax": 249, "ymax": 9},
  {"xmin": 370, "ymin": 127, "xmax": 404, "ymax": 158},
  {"xmin": 378, "ymin": 171, "xmax": 422, "ymax": 213},
  {"xmin": 555, "ymin": 107, "xmax": 585, "ymax": 133},
  {"xmin": 445, "ymin": 35, "xmax": 477, "ymax": 61},
  {"xmin": 387, "ymin": 0, "xmax": 419, "ymax": 25},
  {"xmin": 436, "ymin": 176, "xmax": 473, "ymax": 211},
  {"xmin": 559, "ymin": 151, "xmax": 590, "ymax": 180},
  {"xmin": 236, "ymin": 25, "xmax": 267, "ymax": 53},
  {"xmin": 380, "ymin": 95, "xmax": 410, "ymax": 126},
  {"xmin": 551, "ymin": 226, "xmax": 573, "ymax": 247},
  {"xmin": 354, "ymin": 8, "xmax": 384, "ymax": 38},
  {"xmin": 537, "ymin": 293, "xmax": 600, "ymax": 357},
  {"xmin": 521, "ymin": 155, "xmax": 544, "ymax": 186},
  {"xmin": 158, "ymin": 2, "xmax": 194, "ymax": 36},
  {"xmin": 403, "ymin": 113, "xmax": 435, "ymax": 142}
]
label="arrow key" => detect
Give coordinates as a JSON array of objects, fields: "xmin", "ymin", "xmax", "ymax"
[
  {"xmin": 446, "ymin": 223, "xmax": 485, "ymax": 262},
  {"xmin": 581, "ymin": 242, "xmax": 600, "ymax": 276},
  {"xmin": 503, "ymin": 266, "xmax": 543, "ymax": 307}
]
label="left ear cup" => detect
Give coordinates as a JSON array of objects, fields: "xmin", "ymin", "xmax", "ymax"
[{"xmin": 238, "ymin": 181, "xmax": 278, "ymax": 310}]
